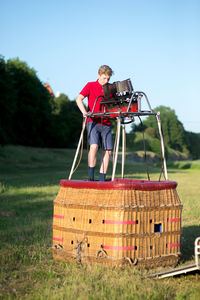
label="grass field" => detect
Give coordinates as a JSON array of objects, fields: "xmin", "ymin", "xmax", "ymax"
[{"xmin": 0, "ymin": 145, "xmax": 200, "ymax": 300}]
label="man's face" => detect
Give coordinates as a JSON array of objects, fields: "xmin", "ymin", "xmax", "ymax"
[{"xmin": 98, "ymin": 74, "xmax": 110, "ymax": 86}]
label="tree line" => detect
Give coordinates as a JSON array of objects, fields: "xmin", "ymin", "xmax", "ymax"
[
  {"xmin": 129, "ymin": 106, "xmax": 200, "ymax": 159},
  {"xmin": 0, "ymin": 56, "xmax": 199, "ymax": 159},
  {"xmin": 0, "ymin": 56, "xmax": 82, "ymax": 148}
]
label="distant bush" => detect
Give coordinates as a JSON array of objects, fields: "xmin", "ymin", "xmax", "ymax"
[
  {"xmin": 144, "ymin": 127, "xmax": 156, "ymax": 137},
  {"xmin": 149, "ymin": 138, "xmax": 161, "ymax": 156}
]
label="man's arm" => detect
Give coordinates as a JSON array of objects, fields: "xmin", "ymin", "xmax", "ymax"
[{"xmin": 76, "ymin": 94, "xmax": 88, "ymax": 117}]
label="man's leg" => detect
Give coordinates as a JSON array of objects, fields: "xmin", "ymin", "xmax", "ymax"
[
  {"xmin": 99, "ymin": 124, "xmax": 113, "ymax": 181},
  {"xmin": 99, "ymin": 150, "xmax": 112, "ymax": 179},
  {"xmin": 88, "ymin": 144, "xmax": 98, "ymax": 180},
  {"xmin": 88, "ymin": 144, "xmax": 98, "ymax": 167},
  {"xmin": 87, "ymin": 122, "xmax": 99, "ymax": 180}
]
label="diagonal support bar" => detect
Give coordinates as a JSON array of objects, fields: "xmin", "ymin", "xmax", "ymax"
[
  {"xmin": 112, "ymin": 118, "xmax": 121, "ymax": 181},
  {"xmin": 156, "ymin": 112, "xmax": 168, "ymax": 180},
  {"xmin": 121, "ymin": 124, "xmax": 126, "ymax": 179}
]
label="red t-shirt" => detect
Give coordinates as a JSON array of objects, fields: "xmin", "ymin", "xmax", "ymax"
[{"xmin": 80, "ymin": 80, "xmax": 111, "ymax": 125}]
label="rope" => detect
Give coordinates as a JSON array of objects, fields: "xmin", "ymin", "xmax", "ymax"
[
  {"xmin": 112, "ymin": 118, "xmax": 121, "ymax": 180},
  {"xmin": 71, "ymin": 130, "xmax": 84, "ymax": 176},
  {"xmin": 96, "ymin": 248, "xmax": 108, "ymax": 258},
  {"xmin": 124, "ymin": 257, "xmax": 138, "ymax": 266},
  {"xmin": 138, "ymin": 116, "xmax": 150, "ymax": 181},
  {"xmin": 112, "ymin": 122, "xmax": 118, "ymax": 166},
  {"xmin": 69, "ymin": 117, "xmax": 86, "ymax": 179},
  {"xmin": 158, "ymin": 160, "xmax": 164, "ymax": 181},
  {"xmin": 75, "ymin": 236, "xmax": 88, "ymax": 264},
  {"xmin": 101, "ymin": 114, "xmax": 105, "ymax": 174},
  {"xmin": 121, "ymin": 122, "xmax": 126, "ymax": 178},
  {"xmin": 87, "ymin": 121, "xmax": 90, "ymax": 179}
]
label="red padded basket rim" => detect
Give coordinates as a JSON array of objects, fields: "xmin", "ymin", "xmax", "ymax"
[{"xmin": 60, "ymin": 178, "xmax": 177, "ymax": 191}]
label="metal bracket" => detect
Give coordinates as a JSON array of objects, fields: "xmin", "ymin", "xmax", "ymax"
[{"xmin": 148, "ymin": 237, "xmax": 200, "ymax": 279}]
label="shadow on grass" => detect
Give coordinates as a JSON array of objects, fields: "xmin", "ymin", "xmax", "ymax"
[{"xmin": 181, "ymin": 225, "xmax": 200, "ymax": 262}]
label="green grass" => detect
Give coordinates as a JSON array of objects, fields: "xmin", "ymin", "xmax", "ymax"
[{"xmin": 0, "ymin": 145, "xmax": 200, "ymax": 300}]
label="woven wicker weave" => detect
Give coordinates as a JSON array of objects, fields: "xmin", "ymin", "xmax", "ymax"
[{"xmin": 53, "ymin": 179, "xmax": 182, "ymax": 267}]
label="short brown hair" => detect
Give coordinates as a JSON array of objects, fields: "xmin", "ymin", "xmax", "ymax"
[{"xmin": 98, "ymin": 65, "xmax": 114, "ymax": 77}]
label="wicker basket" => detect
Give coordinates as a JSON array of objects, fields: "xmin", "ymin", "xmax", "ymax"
[{"xmin": 53, "ymin": 179, "xmax": 182, "ymax": 267}]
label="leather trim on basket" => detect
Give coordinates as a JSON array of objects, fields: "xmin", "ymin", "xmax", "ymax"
[{"xmin": 60, "ymin": 178, "xmax": 177, "ymax": 191}]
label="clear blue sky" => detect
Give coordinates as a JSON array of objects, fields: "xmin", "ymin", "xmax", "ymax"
[{"xmin": 1, "ymin": 0, "xmax": 200, "ymax": 133}]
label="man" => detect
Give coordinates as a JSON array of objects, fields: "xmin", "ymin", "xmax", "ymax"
[{"xmin": 76, "ymin": 65, "xmax": 114, "ymax": 181}]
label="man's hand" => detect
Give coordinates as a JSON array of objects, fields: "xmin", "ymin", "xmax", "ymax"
[{"xmin": 83, "ymin": 112, "xmax": 92, "ymax": 118}]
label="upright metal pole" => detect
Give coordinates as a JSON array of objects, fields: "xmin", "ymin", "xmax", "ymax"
[
  {"xmin": 68, "ymin": 117, "xmax": 87, "ymax": 180},
  {"xmin": 156, "ymin": 112, "xmax": 168, "ymax": 180},
  {"xmin": 112, "ymin": 118, "xmax": 121, "ymax": 181},
  {"xmin": 121, "ymin": 123, "xmax": 126, "ymax": 179},
  {"xmin": 195, "ymin": 237, "xmax": 200, "ymax": 267}
]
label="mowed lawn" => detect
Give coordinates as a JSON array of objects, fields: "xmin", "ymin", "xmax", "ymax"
[{"xmin": 0, "ymin": 145, "xmax": 200, "ymax": 300}]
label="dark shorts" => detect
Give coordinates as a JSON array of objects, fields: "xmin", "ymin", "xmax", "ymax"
[{"xmin": 87, "ymin": 122, "xmax": 113, "ymax": 150}]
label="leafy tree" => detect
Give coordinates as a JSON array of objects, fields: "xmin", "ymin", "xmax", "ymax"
[
  {"xmin": 149, "ymin": 138, "xmax": 161, "ymax": 156},
  {"xmin": 185, "ymin": 131, "xmax": 200, "ymax": 159},
  {"xmin": 51, "ymin": 94, "xmax": 83, "ymax": 148},
  {"xmin": 0, "ymin": 57, "xmax": 54, "ymax": 146},
  {"xmin": 144, "ymin": 127, "xmax": 156, "ymax": 138},
  {"xmin": 53, "ymin": 93, "xmax": 71, "ymax": 115},
  {"xmin": 7, "ymin": 58, "xmax": 54, "ymax": 146},
  {"xmin": 0, "ymin": 56, "xmax": 85, "ymax": 148},
  {"xmin": 0, "ymin": 56, "xmax": 17, "ymax": 144},
  {"xmin": 132, "ymin": 106, "xmax": 187, "ymax": 152}
]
